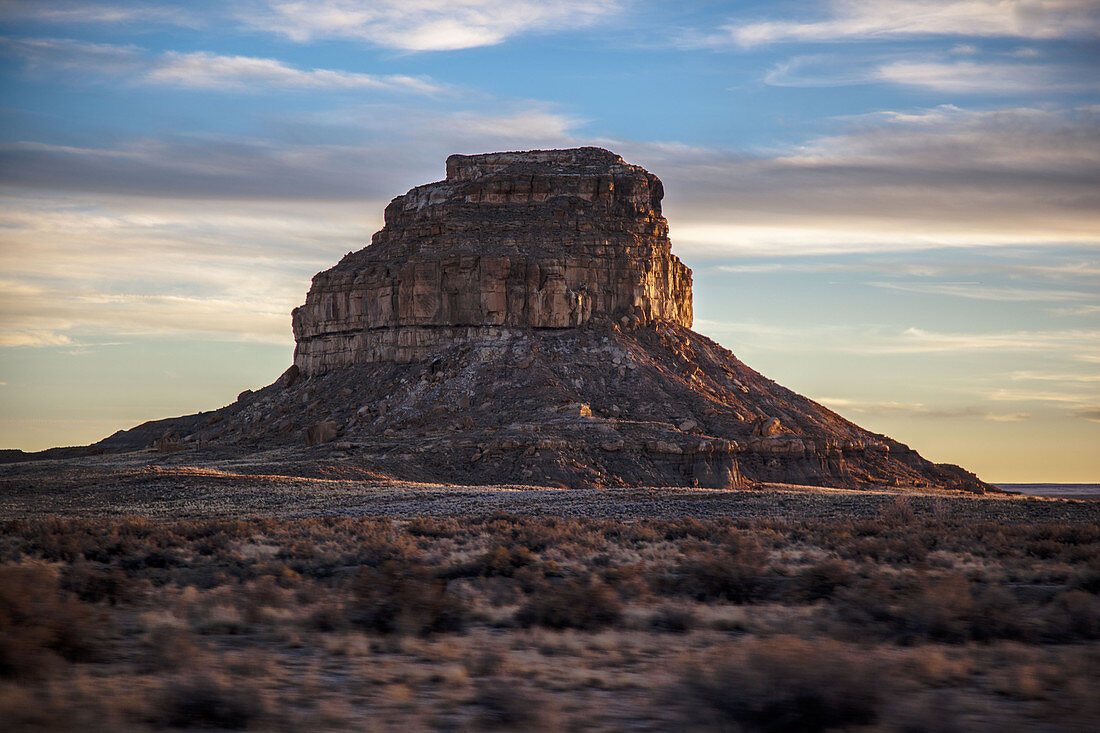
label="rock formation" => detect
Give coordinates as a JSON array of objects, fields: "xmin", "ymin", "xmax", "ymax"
[
  {"xmin": 292, "ymin": 148, "xmax": 692, "ymax": 372},
  {"xmin": 94, "ymin": 148, "xmax": 990, "ymax": 493}
]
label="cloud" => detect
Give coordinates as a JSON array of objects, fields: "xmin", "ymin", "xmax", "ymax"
[
  {"xmin": 0, "ymin": 97, "xmax": 582, "ymax": 201},
  {"xmin": 0, "ymin": 1, "xmax": 622, "ymax": 51},
  {"xmin": 712, "ymin": 252, "xmax": 1100, "ymax": 280},
  {"xmin": 1, "ymin": 37, "xmax": 440, "ymax": 93},
  {"xmin": 885, "ymin": 328, "xmax": 1100, "ymax": 355},
  {"xmin": 625, "ymin": 104, "xmax": 1100, "ymax": 257},
  {"xmin": 765, "ymin": 52, "xmax": 1094, "ymax": 93},
  {"xmin": 0, "ymin": 330, "xmax": 74, "ymax": 348},
  {"xmin": 864, "ymin": 281, "xmax": 1097, "ymax": 301},
  {"xmin": 988, "ymin": 388, "xmax": 1097, "ymax": 405},
  {"xmin": 147, "ymin": 51, "xmax": 440, "ymax": 92},
  {"xmin": 242, "ymin": 0, "xmax": 621, "ymax": 50},
  {"xmin": 1050, "ymin": 305, "xmax": 1100, "ymax": 317},
  {"xmin": 0, "ymin": 93, "xmax": 588, "ymax": 348},
  {"xmin": 816, "ymin": 397, "xmax": 1029, "ymax": 421},
  {"xmin": 0, "ymin": 193, "xmax": 385, "ymax": 348},
  {"xmin": 1, "ymin": 36, "xmax": 145, "ymax": 75},
  {"xmin": 0, "ymin": 138, "xmax": 394, "ymax": 200},
  {"xmin": 1073, "ymin": 408, "xmax": 1100, "ymax": 422},
  {"xmin": 4, "ymin": 100, "xmax": 1098, "ymax": 263},
  {"xmin": 0, "ymin": 0, "xmax": 196, "ymax": 26},
  {"xmin": 874, "ymin": 59, "xmax": 1088, "ymax": 93},
  {"xmin": 697, "ymin": 319, "xmax": 1100, "ymax": 358},
  {"xmin": 720, "ymin": 0, "xmax": 1100, "ymax": 47},
  {"xmin": 1010, "ymin": 371, "xmax": 1100, "ymax": 383}
]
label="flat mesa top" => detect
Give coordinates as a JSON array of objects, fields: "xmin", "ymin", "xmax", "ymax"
[{"xmin": 444, "ymin": 147, "xmax": 632, "ymax": 181}]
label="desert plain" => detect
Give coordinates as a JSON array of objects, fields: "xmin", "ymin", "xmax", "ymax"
[{"xmin": 1, "ymin": 446, "xmax": 1098, "ymax": 732}]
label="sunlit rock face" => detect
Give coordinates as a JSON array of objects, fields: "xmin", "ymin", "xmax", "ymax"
[
  {"xmin": 94, "ymin": 146, "xmax": 986, "ymax": 492},
  {"xmin": 292, "ymin": 148, "xmax": 693, "ymax": 374}
]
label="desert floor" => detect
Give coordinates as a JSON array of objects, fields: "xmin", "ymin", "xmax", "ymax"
[{"xmin": 1, "ymin": 451, "xmax": 1097, "ymax": 731}]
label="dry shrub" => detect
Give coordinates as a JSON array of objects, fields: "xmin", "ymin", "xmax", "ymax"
[
  {"xmin": 447, "ymin": 544, "xmax": 536, "ymax": 578},
  {"xmin": 881, "ymin": 496, "xmax": 916, "ymax": 527},
  {"xmin": 665, "ymin": 533, "xmax": 768, "ymax": 602},
  {"xmin": 1043, "ymin": 590, "xmax": 1100, "ymax": 641},
  {"xmin": 792, "ymin": 559, "xmax": 851, "ymax": 601},
  {"xmin": 680, "ymin": 637, "xmax": 884, "ymax": 732},
  {"xmin": 143, "ymin": 625, "xmax": 201, "ymax": 672},
  {"xmin": 471, "ymin": 678, "xmax": 558, "ymax": 731},
  {"xmin": 649, "ymin": 604, "xmax": 696, "ymax": 633},
  {"xmin": 661, "ymin": 518, "xmax": 734, "ymax": 541},
  {"xmin": 0, "ymin": 564, "xmax": 109, "ymax": 678},
  {"xmin": 61, "ymin": 562, "xmax": 135, "ymax": 605},
  {"xmin": 516, "ymin": 577, "xmax": 622, "ymax": 630},
  {"xmin": 834, "ymin": 573, "xmax": 1029, "ymax": 643},
  {"xmin": 0, "ymin": 672, "xmax": 152, "ymax": 731},
  {"xmin": 159, "ymin": 673, "xmax": 268, "ymax": 729},
  {"xmin": 465, "ymin": 650, "xmax": 505, "ymax": 677},
  {"xmin": 405, "ymin": 517, "xmax": 461, "ymax": 538},
  {"xmin": 350, "ymin": 521, "xmax": 421, "ymax": 567},
  {"xmin": 349, "ymin": 561, "xmax": 464, "ymax": 635}
]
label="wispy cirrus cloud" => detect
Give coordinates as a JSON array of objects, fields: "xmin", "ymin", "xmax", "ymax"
[
  {"xmin": 622, "ymin": 104, "xmax": 1100, "ymax": 257},
  {"xmin": 1, "ymin": 37, "xmax": 441, "ymax": 93},
  {"xmin": 1010, "ymin": 371, "xmax": 1100, "ymax": 383},
  {"xmin": 765, "ymin": 54, "xmax": 1095, "ymax": 94},
  {"xmin": 0, "ymin": 0, "xmax": 197, "ymax": 26},
  {"xmin": 864, "ymin": 281, "xmax": 1097, "ymax": 302},
  {"xmin": 3, "ymin": 98, "xmax": 1097, "ymax": 260},
  {"xmin": 988, "ymin": 388, "xmax": 1098, "ymax": 406},
  {"xmin": 1073, "ymin": 409, "xmax": 1100, "ymax": 423},
  {"xmin": 878, "ymin": 327, "xmax": 1100, "ymax": 355},
  {"xmin": 697, "ymin": 319, "xmax": 1100, "ymax": 357},
  {"xmin": 874, "ymin": 59, "xmax": 1089, "ymax": 93},
  {"xmin": 0, "ymin": 98, "xmax": 582, "ymax": 348},
  {"xmin": 714, "ymin": 253, "xmax": 1100, "ymax": 280},
  {"xmin": 0, "ymin": 1, "xmax": 622, "ymax": 51},
  {"xmin": 717, "ymin": 0, "xmax": 1100, "ymax": 47},
  {"xmin": 1050, "ymin": 305, "xmax": 1100, "ymax": 317},
  {"xmin": 241, "ymin": 0, "xmax": 622, "ymax": 51},
  {"xmin": 147, "ymin": 51, "xmax": 440, "ymax": 92},
  {"xmin": 817, "ymin": 397, "xmax": 1029, "ymax": 421},
  {"xmin": 0, "ymin": 195, "xmax": 369, "ymax": 348},
  {"xmin": 0, "ymin": 98, "xmax": 580, "ymax": 200}
]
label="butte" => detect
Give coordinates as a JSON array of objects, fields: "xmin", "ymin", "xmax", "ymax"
[{"xmin": 98, "ymin": 147, "xmax": 989, "ymax": 493}]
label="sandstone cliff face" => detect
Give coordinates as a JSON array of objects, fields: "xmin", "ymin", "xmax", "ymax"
[
  {"xmin": 96, "ymin": 147, "xmax": 991, "ymax": 493},
  {"xmin": 292, "ymin": 148, "xmax": 692, "ymax": 374}
]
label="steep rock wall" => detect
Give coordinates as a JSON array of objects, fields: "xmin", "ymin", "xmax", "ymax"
[{"xmin": 292, "ymin": 148, "xmax": 693, "ymax": 374}]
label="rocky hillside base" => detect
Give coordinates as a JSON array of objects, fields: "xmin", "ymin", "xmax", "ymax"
[{"xmin": 96, "ymin": 319, "xmax": 989, "ymax": 493}]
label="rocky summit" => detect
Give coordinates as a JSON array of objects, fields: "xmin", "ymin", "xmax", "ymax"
[
  {"xmin": 94, "ymin": 147, "xmax": 989, "ymax": 492},
  {"xmin": 291, "ymin": 147, "xmax": 692, "ymax": 373}
]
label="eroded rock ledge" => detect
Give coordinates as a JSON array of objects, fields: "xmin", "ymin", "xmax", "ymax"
[{"xmin": 292, "ymin": 148, "xmax": 693, "ymax": 374}]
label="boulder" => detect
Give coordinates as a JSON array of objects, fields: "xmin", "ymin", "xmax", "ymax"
[
  {"xmin": 305, "ymin": 421, "xmax": 339, "ymax": 446},
  {"xmin": 752, "ymin": 416, "xmax": 783, "ymax": 437},
  {"xmin": 278, "ymin": 364, "xmax": 300, "ymax": 389}
]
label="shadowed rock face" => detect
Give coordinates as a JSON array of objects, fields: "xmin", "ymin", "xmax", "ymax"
[
  {"xmin": 84, "ymin": 147, "xmax": 990, "ymax": 493},
  {"xmin": 292, "ymin": 147, "xmax": 693, "ymax": 373}
]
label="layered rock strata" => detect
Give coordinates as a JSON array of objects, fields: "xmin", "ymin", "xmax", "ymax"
[
  {"xmin": 91, "ymin": 147, "xmax": 990, "ymax": 493},
  {"xmin": 292, "ymin": 147, "xmax": 692, "ymax": 374}
]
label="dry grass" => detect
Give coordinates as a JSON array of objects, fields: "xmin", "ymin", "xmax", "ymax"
[{"xmin": 0, "ymin": 510, "xmax": 1097, "ymax": 730}]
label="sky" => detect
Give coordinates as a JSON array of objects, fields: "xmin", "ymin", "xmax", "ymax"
[{"xmin": 0, "ymin": 0, "xmax": 1097, "ymax": 482}]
